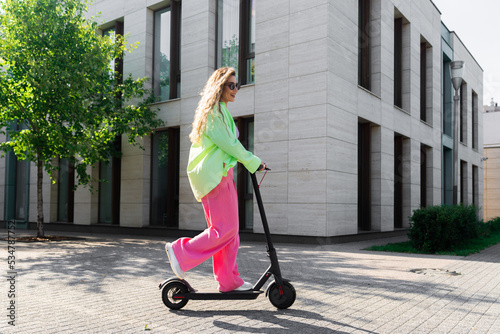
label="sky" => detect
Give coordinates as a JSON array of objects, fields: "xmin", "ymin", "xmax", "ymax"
[{"xmin": 432, "ymin": 0, "xmax": 500, "ymax": 106}]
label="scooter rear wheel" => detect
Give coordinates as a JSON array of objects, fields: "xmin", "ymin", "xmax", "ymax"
[
  {"xmin": 162, "ymin": 281, "xmax": 189, "ymax": 310},
  {"xmin": 267, "ymin": 281, "xmax": 296, "ymax": 309}
]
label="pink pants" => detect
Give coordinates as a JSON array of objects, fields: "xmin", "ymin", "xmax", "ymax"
[{"xmin": 171, "ymin": 168, "xmax": 244, "ymax": 292}]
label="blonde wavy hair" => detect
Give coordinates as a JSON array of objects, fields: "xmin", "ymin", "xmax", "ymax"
[{"xmin": 189, "ymin": 67, "xmax": 236, "ymax": 143}]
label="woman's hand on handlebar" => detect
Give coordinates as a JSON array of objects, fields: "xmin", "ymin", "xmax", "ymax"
[{"xmin": 258, "ymin": 162, "xmax": 270, "ymax": 172}]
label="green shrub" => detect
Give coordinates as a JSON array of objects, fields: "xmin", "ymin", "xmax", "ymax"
[
  {"xmin": 489, "ymin": 217, "xmax": 500, "ymax": 231},
  {"xmin": 408, "ymin": 204, "xmax": 479, "ymax": 253}
]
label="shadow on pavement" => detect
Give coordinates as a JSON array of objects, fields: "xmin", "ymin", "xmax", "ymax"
[{"xmin": 173, "ymin": 309, "xmax": 375, "ymax": 334}]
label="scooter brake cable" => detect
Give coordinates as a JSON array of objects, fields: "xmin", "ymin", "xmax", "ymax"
[{"xmin": 258, "ymin": 169, "xmax": 269, "ymax": 188}]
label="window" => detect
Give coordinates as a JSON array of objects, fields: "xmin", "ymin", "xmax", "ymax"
[
  {"xmin": 358, "ymin": 0, "xmax": 371, "ymax": 90},
  {"xmin": 443, "ymin": 58, "xmax": 453, "ymax": 136},
  {"xmin": 472, "ymin": 90, "xmax": 478, "ymax": 149},
  {"xmin": 358, "ymin": 121, "xmax": 372, "ymax": 231},
  {"xmin": 394, "ymin": 10, "xmax": 409, "ymax": 110},
  {"xmin": 151, "ymin": 128, "xmax": 180, "ymax": 227},
  {"xmin": 234, "ymin": 118, "xmax": 254, "ymax": 230},
  {"xmin": 99, "ymin": 139, "xmax": 121, "ymax": 224},
  {"xmin": 394, "ymin": 135, "xmax": 403, "ymax": 228},
  {"xmin": 443, "ymin": 147, "xmax": 453, "ymax": 205},
  {"xmin": 472, "ymin": 165, "xmax": 478, "ymax": 206},
  {"xmin": 420, "ymin": 38, "xmax": 432, "ymax": 123},
  {"xmin": 58, "ymin": 158, "xmax": 75, "ymax": 222},
  {"xmin": 394, "ymin": 17, "xmax": 403, "ymax": 108},
  {"xmin": 217, "ymin": 0, "xmax": 255, "ymax": 85},
  {"xmin": 102, "ymin": 22, "xmax": 124, "ymax": 83},
  {"xmin": 460, "ymin": 81, "xmax": 467, "ymax": 144},
  {"xmin": 420, "ymin": 144, "xmax": 432, "ymax": 207},
  {"xmin": 460, "ymin": 160, "xmax": 467, "ymax": 204},
  {"xmin": 154, "ymin": 1, "xmax": 181, "ymax": 101},
  {"xmin": 3, "ymin": 121, "xmax": 30, "ymax": 223}
]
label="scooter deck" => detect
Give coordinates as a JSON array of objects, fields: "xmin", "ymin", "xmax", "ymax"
[{"xmin": 175, "ymin": 290, "xmax": 263, "ymax": 301}]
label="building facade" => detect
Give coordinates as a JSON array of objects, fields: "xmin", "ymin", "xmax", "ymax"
[
  {"xmin": 1, "ymin": 0, "xmax": 484, "ymax": 238},
  {"xmin": 483, "ymin": 101, "xmax": 500, "ymax": 221}
]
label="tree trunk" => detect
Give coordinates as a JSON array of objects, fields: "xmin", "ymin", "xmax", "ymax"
[{"xmin": 37, "ymin": 154, "xmax": 44, "ymax": 238}]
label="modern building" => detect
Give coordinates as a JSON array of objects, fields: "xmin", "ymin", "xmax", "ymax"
[
  {"xmin": 483, "ymin": 99, "xmax": 500, "ymax": 221},
  {"xmin": 1, "ymin": 0, "xmax": 484, "ymax": 239}
]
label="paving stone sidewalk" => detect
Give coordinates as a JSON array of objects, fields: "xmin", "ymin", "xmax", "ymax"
[{"xmin": 0, "ymin": 230, "xmax": 499, "ymax": 333}]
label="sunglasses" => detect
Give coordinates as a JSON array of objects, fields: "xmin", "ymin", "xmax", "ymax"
[{"xmin": 225, "ymin": 82, "xmax": 241, "ymax": 91}]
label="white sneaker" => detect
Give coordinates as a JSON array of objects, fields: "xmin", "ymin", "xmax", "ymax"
[
  {"xmin": 165, "ymin": 243, "xmax": 185, "ymax": 279},
  {"xmin": 234, "ymin": 281, "xmax": 253, "ymax": 291}
]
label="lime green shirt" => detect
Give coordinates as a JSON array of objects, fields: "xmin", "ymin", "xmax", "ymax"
[{"xmin": 187, "ymin": 102, "xmax": 261, "ymax": 202}]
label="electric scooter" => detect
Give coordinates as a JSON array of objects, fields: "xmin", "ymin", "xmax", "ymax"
[{"xmin": 159, "ymin": 168, "xmax": 296, "ymax": 310}]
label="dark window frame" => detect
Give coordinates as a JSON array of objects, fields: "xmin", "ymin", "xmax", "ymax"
[
  {"xmin": 216, "ymin": 0, "xmax": 255, "ymax": 85},
  {"xmin": 235, "ymin": 117, "xmax": 254, "ymax": 230},
  {"xmin": 394, "ymin": 17, "xmax": 403, "ymax": 108},
  {"xmin": 460, "ymin": 81, "xmax": 467, "ymax": 144},
  {"xmin": 153, "ymin": 1, "xmax": 182, "ymax": 101},
  {"xmin": 57, "ymin": 158, "xmax": 75, "ymax": 223},
  {"xmin": 358, "ymin": 0, "xmax": 372, "ymax": 90},
  {"xmin": 472, "ymin": 90, "xmax": 478, "ymax": 149},
  {"xmin": 460, "ymin": 160, "xmax": 466, "ymax": 204},
  {"xmin": 98, "ymin": 138, "xmax": 121, "ymax": 225},
  {"xmin": 420, "ymin": 42, "xmax": 427, "ymax": 122},
  {"xmin": 394, "ymin": 135, "xmax": 403, "ymax": 228},
  {"xmin": 472, "ymin": 165, "xmax": 478, "ymax": 206},
  {"xmin": 150, "ymin": 128, "xmax": 180, "ymax": 227},
  {"xmin": 358, "ymin": 122, "xmax": 371, "ymax": 231},
  {"xmin": 420, "ymin": 144, "xmax": 428, "ymax": 208}
]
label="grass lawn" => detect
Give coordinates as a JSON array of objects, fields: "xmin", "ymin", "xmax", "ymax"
[{"xmin": 365, "ymin": 228, "xmax": 500, "ymax": 256}]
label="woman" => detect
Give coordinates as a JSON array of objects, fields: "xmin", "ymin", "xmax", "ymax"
[{"xmin": 165, "ymin": 67, "xmax": 265, "ymax": 292}]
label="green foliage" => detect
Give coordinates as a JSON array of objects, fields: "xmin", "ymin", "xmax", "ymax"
[
  {"xmin": 0, "ymin": 0, "xmax": 164, "ymax": 186},
  {"xmin": 408, "ymin": 204, "xmax": 480, "ymax": 253},
  {"xmin": 366, "ymin": 217, "xmax": 500, "ymax": 256},
  {"xmin": 221, "ymin": 35, "xmax": 239, "ymax": 75}
]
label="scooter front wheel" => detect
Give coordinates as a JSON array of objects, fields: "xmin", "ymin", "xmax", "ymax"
[
  {"xmin": 162, "ymin": 281, "xmax": 189, "ymax": 310},
  {"xmin": 267, "ymin": 281, "xmax": 296, "ymax": 309}
]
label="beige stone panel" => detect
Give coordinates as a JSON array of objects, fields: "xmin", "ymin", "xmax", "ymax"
[
  {"xmin": 120, "ymin": 203, "xmax": 148, "ymax": 227},
  {"xmin": 181, "ymin": 96, "xmax": 200, "ymax": 125},
  {"xmin": 288, "ymin": 170, "xmax": 327, "ymax": 204},
  {"xmin": 289, "ymin": 105, "xmax": 327, "ymax": 140},
  {"xmin": 181, "ymin": 0, "xmax": 210, "ymax": 20},
  {"xmin": 326, "ymin": 137, "xmax": 357, "ymax": 174},
  {"xmin": 121, "ymin": 178, "xmax": 148, "ymax": 206},
  {"xmin": 289, "ymin": 73, "xmax": 327, "ymax": 109},
  {"xmin": 254, "ymin": 141, "xmax": 289, "ymax": 173},
  {"xmin": 254, "ymin": 110, "xmax": 289, "ymax": 143},
  {"xmin": 179, "ymin": 176, "xmax": 196, "ymax": 204},
  {"xmin": 357, "ymin": 88, "xmax": 382, "ymax": 126},
  {"xmin": 253, "ymin": 203, "xmax": 288, "ymax": 235},
  {"xmin": 255, "ymin": 15, "xmax": 289, "ymax": 53},
  {"xmin": 156, "ymin": 99, "xmax": 182, "ymax": 127},
  {"xmin": 288, "ymin": 203, "xmax": 327, "ymax": 236},
  {"xmin": 327, "ymin": 74, "xmax": 357, "ymax": 113},
  {"xmin": 255, "ymin": 0, "xmax": 290, "ymax": 24},
  {"xmin": 255, "ymin": 48, "xmax": 289, "ymax": 85},
  {"xmin": 257, "ymin": 171, "xmax": 288, "ymax": 204},
  {"xmin": 289, "ymin": 4, "xmax": 328, "ymax": 46},
  {"xmin": 122, "ymin": 152, "xmax": 150, "ymax": 181},
  {"xmin": 327, "ymin": 105, "xmax": 357, "ymax": 144},
  {"xmin": 393, "ymin": 108, "xmax": 411, "ymax": 137},
  {"xmin": 254, "ymin": 79, "xmax": 289, "ymax": 114},
  {"xmin": 327, "ymin": 204, "xmax": 357, "ymax": 236},
  {"xmin": 178, "ymin": 203, "xmax": 205, "ymax": 230},
  {"xmin": 230, "ymin": 85, "xmax": 255, "ymax": 118},
  {"xmin": 289, "ymin": 39, "xmax": 328, "ymax": 78},
  {"xmin": 289, "ymin": 138, "xmax": 327, "ymax": 171},
  {"xmin": 327, "ymin": 170, "xmax": 357, "ymax": 205}
]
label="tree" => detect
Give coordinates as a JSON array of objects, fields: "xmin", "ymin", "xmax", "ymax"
[{"xmin": 0, "ymin": 0, "xmax": 164, "ymax": 237}]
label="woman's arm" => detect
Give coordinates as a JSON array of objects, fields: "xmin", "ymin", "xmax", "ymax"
[{"xmin": 205, "ymin": 112, "xmax": 261, "ymax": 173}]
